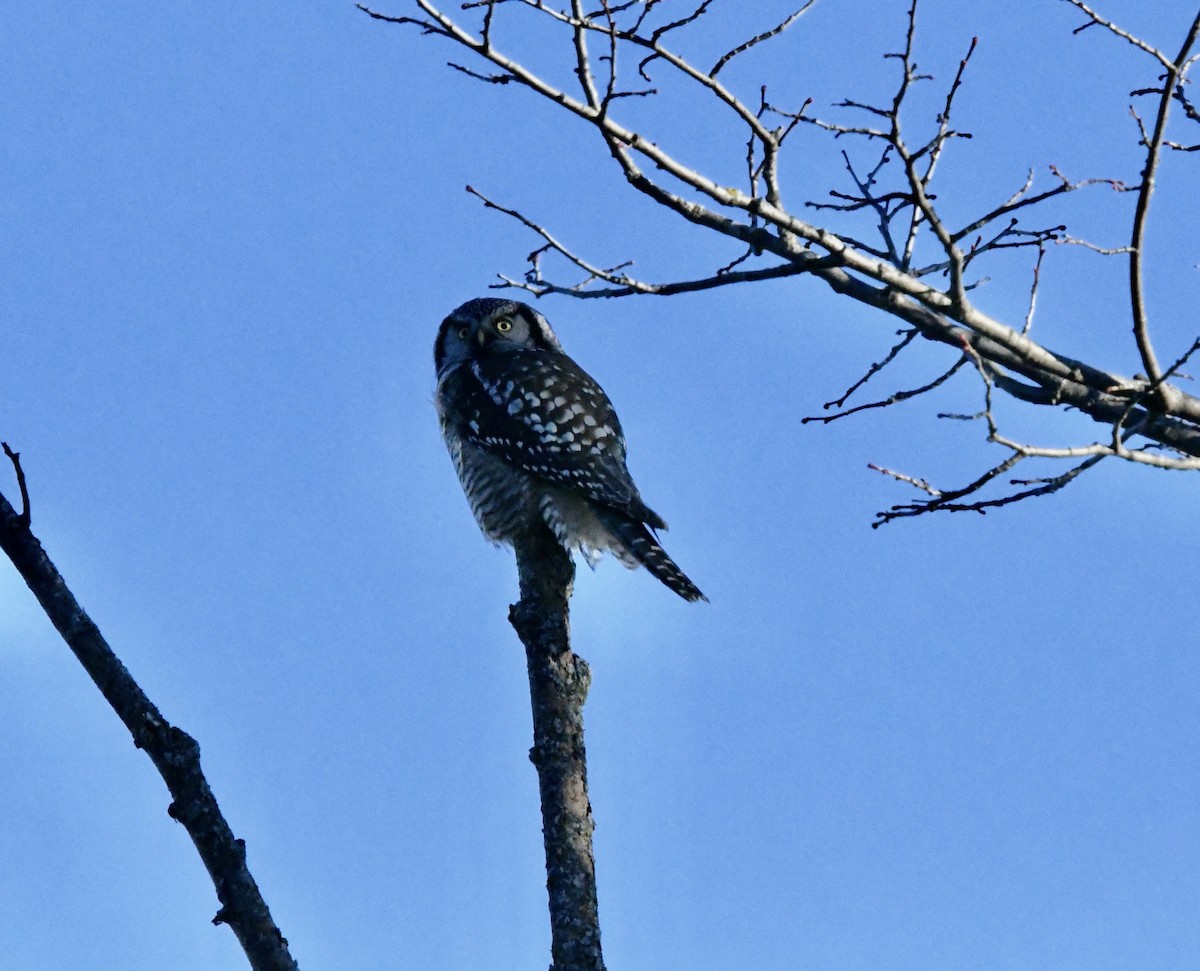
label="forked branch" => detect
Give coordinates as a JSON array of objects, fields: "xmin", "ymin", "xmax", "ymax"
[{"xmin": 359, "ymin": 1, "xmax": 1200, "ymax": 521}]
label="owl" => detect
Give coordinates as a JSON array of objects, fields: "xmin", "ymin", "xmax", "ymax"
[{"xmin": 435, "ymin": 297, "xmax": 706, "ymax": 603}]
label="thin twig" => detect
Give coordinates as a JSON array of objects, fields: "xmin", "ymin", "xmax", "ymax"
[
  {"xmin": 710, "ymin": 3, "xmax": 815, "ymax": 78},
  {"xmin": 816, "ymin": 327, "xmax": 920, "ymax": 410},
  {"xmin": 1022, "ymin": 244, "xmax": 1045, "ymax": 335},
  {"xmin": 803, "ymin": 357, "xmax": 966, "ymax": 424},
  {"xmin": 2, "ymin": 442, "xmax": 31, "ymax": 526},
  {"xmin": 871, "ymin": 451, "xmax": 1102, "ymax": 525},
  {"xmin": 1062, "ymin": 0, "xmax": 1174, "ymax": 68},
  {"xmin": 1126, "ymin": 12, "xmax": 1200, "ymax": 389}
]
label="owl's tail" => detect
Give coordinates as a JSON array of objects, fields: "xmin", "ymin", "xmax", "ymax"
[{"xmin": 606, "ymin": 515, "xmax": 707, "ymax": 603}]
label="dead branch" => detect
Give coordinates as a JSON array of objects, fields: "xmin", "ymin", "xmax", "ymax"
[
  {"xmin": 0, "ymin": 451, "xmax": 298, "ymax": 971},
  {"xmin": 510, "ymin": 527, "xmax": 606, "ymax": 971},
  {"xmin": 359, "ymin": 0, "xmax": 1200, "ymax": 517},
  {"xmin": 1126, "ymin": 12, "xmax": 1200, "ymax": 394}
]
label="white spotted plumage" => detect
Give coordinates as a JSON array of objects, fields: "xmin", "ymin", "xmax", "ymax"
[{"xmin": 434, "ymin": 297, "xmax": 706, "ymax": 602}]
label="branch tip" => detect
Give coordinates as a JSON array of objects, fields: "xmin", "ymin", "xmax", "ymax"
[{"xmin": 2, "ymin": 442, "xmax": 31, "ymax": 527}]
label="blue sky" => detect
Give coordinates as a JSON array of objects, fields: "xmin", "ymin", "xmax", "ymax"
[{"xmin": 3, "ymin": 2, "xmax": 1199, "ymax": 968}]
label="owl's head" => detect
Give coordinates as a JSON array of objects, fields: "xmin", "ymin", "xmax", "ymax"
[{"xmin": 435, "ymin": 298, "xmax": 563, "ymax": 376}]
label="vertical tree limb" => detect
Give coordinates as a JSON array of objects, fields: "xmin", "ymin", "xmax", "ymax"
[
  {"xmin": 0, "ymin": 453, "xmax": 298, "ymax": 971},
  {"xmin": 509, "ymin": 527, "xmax": 606, "ymax": 971},
  {"xmin": 1127, "ymin": 11, "xmax": 1200, "ymax": 391}
]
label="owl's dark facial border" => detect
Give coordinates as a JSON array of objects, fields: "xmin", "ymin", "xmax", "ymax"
[{"xmin": 433, "ymin": 313, "xmax": 463, "ymax": 374}]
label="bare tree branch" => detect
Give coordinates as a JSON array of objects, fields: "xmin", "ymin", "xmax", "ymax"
[
  {"xmin": 804, "ymin": 357, "xmax": 967, "ymax": 425},
  {"xmin": 1022, "ymin": 243, "xmax": 1046, "ymax": 335},
  {"xmin": 1062, "ymin": 0, "xmax": 1176, "ymax": 68},
  {"xmin": 468, "ymin": 185, "xmax": 811, "ymax": 297},
  {"xmin": 0, "ymin": 452, "xmax": 298, "ymax": 971},
  {"xmin": 510, "ymin": 527, "xmax": 606, "ymax": 971},
  {"xmin": 1126, "ymin": 11, "xmax": 1200, "ymax": 393},
  {"xmin": 870, "ymin": 451, "xmax": 1103, "ymax": 524},
  {"xmin": 2, "ymin": 442, "xmax": 31, "ymax": 526},
  {"xmin": 352, "ymin": 0, "xmax": 1200, "ymax": 494},
  {"xmin": 710, "ymin": 3, "xmax": 816, "ymax": 78}
]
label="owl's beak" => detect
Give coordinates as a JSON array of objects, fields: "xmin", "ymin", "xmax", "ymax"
[{"xmin": 474, "ymin": 327, "xmax": 490, "ymax": 348}]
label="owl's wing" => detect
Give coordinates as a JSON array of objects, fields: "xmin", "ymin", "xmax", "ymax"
[{"xmin": 448, "ymin": 351, "xmax": 663, "ymax": 526}]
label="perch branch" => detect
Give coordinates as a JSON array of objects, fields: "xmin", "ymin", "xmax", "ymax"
[{"xmin": 510, "ymin": 527, "xmax": 606, "ymax": 971}]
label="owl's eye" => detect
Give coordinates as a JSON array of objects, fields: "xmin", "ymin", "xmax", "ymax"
[
  {"xmin": 457, "ymin": 326, "xmax": 470, "ymax": 340},
  {"xmin": 495, "ymin": 318, "xmax": 514, "ymax": 333}
]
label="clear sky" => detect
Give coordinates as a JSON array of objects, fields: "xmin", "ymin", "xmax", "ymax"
[{"xmin": 3, "ymin": 2, "xmax": 1199, "ymax": 969}]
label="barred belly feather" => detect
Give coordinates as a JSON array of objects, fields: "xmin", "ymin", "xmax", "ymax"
[{"xmin": 443, "ymin": 426, "xmax": 537, "ymax": 544}]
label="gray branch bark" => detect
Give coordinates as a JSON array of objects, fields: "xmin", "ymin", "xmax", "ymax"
[
  {"xmin": 362, "ymin": 0, "xmax": 1200, "ymax": 516},
  {"xmin": 510, "ymin": 527, "xmax": 605, "ymax": 971},
  {"xmin": 0, "ymin": 459, "xmax": 298, "ymax": 971}
]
